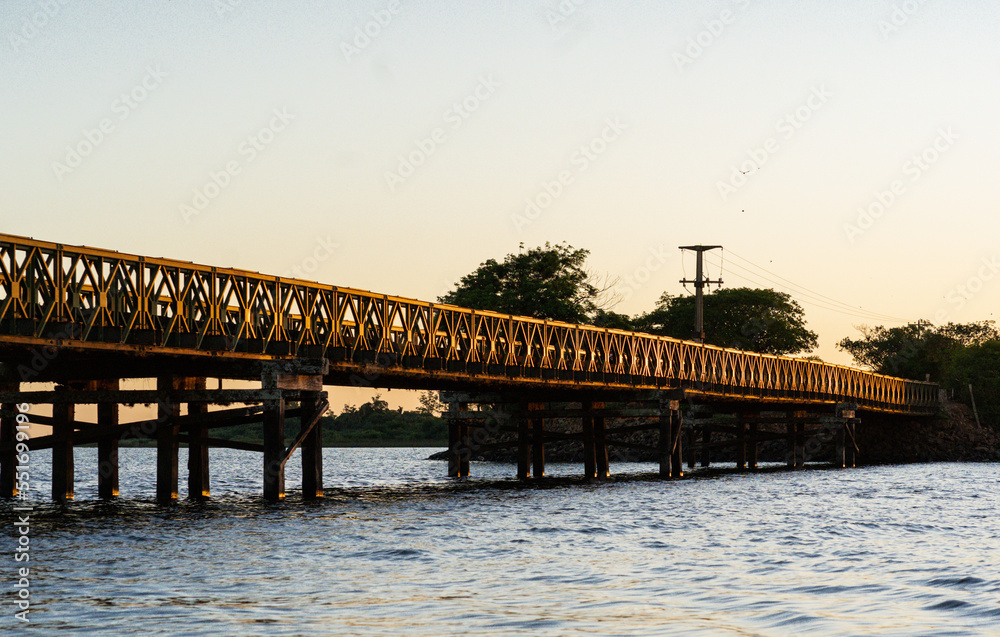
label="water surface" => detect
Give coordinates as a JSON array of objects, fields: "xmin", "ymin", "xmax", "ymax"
[{"xmin": 3, "ymin": 449, "xmax": 999, "ymax": 635}]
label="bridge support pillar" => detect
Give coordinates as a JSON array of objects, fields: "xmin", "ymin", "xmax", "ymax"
[
  {"xmin": 301, "ymin": 390, "xmax": 324, "ymax": 499},
  {"xmin": 582, "ymin": 400, "xmax": 596, "ymax": 480},
  {"xmin": 447, "ymin": 402, "xmax": 470, "ymax": 478},
  {"xmin": 262, "ymin": 396, "xmax": 286, "ymax": 501},
  {"xmin": 659, "ymin": 397, "xmax": 682, "ymax": 478},
  {"xmin": 785, "ymin": 412, "xmax": 807, "ymax": 469},
  {"xmin": 96, "ymin": 379, "xmax": 120, "ymax": 499},
  {"xmin": 671, "ymin": 405, "xmax": 683, "ymax": 478},
  {"xmin": 531, "ymin": 403, "xmax": 545, "ymax": 479},
  {"xmin": 594, "ymin": 403, "xmax": 608, "ymax": 479},
  {"xmin": 836, "ymin": 404, "xmax": 859, "ymax": 468},
  {"xmin": 686, "ymin": 422, "xmax": 697, "ymax": 470},
  {"xmin": 0, "ymin": 380, "xmax": 20, "ymax": 498},
  {"xmin": 156, "ymin": 375, "xmax": 180, "ymax": 503},
  {"xmin": 844, "ymin": 421, "xmax": 857, "ymax": 468},
  {"xmin": 52, "ymin": 386, "xmax": 75, "ymax": 502},
  {"xmin": 187, "ymin": 377, "xmax": 210, "ymax": 500},
  {"xmin": 737, "ymin": 410, "xmax": 759, "ymax": 471}
]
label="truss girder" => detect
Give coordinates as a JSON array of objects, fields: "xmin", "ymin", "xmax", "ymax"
[{"xmin": 0, "ymin": 234, "xmax": 938, "ymax": 414}]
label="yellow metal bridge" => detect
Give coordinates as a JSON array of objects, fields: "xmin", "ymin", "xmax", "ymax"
[{"xmin": 0, "ymin": 233, "xmax": 937, "ymax": 414}]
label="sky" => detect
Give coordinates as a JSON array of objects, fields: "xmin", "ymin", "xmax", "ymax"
[{"xmin": 2, "ymin": 0, "xmax": 1000, "ymax": 410}]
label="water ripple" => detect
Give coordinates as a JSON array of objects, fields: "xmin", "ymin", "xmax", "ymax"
[{"xmin": 3, "ymin": 450, "xmax": 999, "ymax": 636}]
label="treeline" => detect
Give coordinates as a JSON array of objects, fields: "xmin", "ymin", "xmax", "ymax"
[
  {"xmin": 211, "ymin": 392, "xmax": 447, "ymax": 447},
  {"xmin": 439, "ymin": 242, "xmax": 818, "ymax": 355},
  {"xmin": 440, "ymin": 242, "xmax": 1000, "ymax": 428},
  {"xmin": 838, "ymin": 321, "xmax": 1000, "ymax": 426}
]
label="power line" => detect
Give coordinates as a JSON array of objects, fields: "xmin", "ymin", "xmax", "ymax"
[
  {"xmin": 724, "ymin": 250, "xmax": 909, "ymax": 321},
  {"xmin": 704, "ymin": 255, "xmax": 908, "ymax": 324},
  {"xmin": 710, "ymin": 261, "xmax": 898, "ymax": 321},
  {"xmin": 708, "ymin": 256, "xmax": 904, "ymax": 322}
]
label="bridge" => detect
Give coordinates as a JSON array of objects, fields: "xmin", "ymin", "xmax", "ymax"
[{"xmin": 0, "ymin": 233, "xmax": 938, "ymax": 502}]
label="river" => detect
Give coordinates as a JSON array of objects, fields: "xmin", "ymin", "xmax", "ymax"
[{"xmin": 2, "ymin": 448, "xmax": 999, "ymax": 635}]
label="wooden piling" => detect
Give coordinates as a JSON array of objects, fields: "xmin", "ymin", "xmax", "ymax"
[
  {"xmin": 52, "ymin": 386, "xmax": 75, "ymax": 502},
  {"xmin": 96, "ymin": 379, "xmax": 120, "ymax": 499},
  {"xmin": 447, "ymin": 402, "xmax": 469, "ymax": 478},
  {"xmin": 593, "ymin": 402, "xmax": 608, "ymax": 479},
  {"xmin": 670, "ymin": 403, "xmax": 683, "ymax": 478},
  {"xmin": 845, "ymin": 421, "xmax": 857, "ymax": 468},
  {"xmin": 835, "ymin": 404, "xmax": 858, "ymax": 469},
  {"xmin": 300, "ymin": 390, "xmax": 324, "ymax": 500},
  {"xmin": 686, "ymin": 422, "xmax": 697, "ymax": 470},
  {"xmin": 795, "ymin": 421, "xmax": 806, "ymax": 468},
  {"xmin": 659, "ymin": 398, "xmax": 682, "ymax": 478},
  {"xmin": 186, "ymin": 377, "xmax": 210, "ymax": 500},
  {"xmin": 739, "ymin": 411, "xmax": 759, "ymax": 471},
  {"xmin": 156, "ymin": 375, "xmax": 180, "ymax": 503},
  {"xmin": 262, "ymin": 396, "xmax": 285, "ymax": 501}
]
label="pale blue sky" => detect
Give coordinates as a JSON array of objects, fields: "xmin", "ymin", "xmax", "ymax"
[{"xmin": 3, "ymin": 0, "xmax": 1000, "ymax": 378}]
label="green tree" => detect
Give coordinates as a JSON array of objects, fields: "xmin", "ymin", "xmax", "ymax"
[
  {"xmin": 438, "ymin": 243, "xmax": 603, "ymax": 324},
  {"xmin": 591, "ymin": 308, "xmax": 634, "ymax": 330},
  {"xmin": 837, "ymin": 320, "xmax": 999, "ymax": 381},
  {"xmin": 632, "ymin": 287, "xmax": 818, "ymax": 355},
  {"xmin": 946, "ymin": 341, "xmax": 1000, "ymax": 427},
  {"xmin": 416, "ymin": 390, "xmax": 444, "ymax": 416}
]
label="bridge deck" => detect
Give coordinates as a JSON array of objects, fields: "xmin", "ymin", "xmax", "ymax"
[{"xmin": 0, "ymin": 233, "xmax": 938, "ymax": 415}]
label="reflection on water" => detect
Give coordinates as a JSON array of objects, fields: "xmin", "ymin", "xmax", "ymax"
[{"xmin": 2, "ymin": 449, "xmax": 999, "ymax": 636}]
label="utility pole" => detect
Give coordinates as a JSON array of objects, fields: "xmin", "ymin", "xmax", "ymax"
[{"xmin": 679, "ymin": 245, "xmax": 723, "ymax": 343}]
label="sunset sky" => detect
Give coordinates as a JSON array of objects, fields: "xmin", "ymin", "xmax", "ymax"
[{"xmin": 3, "ymin": 0, "xmax": 999, "ymax": 395}]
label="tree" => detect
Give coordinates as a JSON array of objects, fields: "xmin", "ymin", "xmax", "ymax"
[
  {"xmin": 837, "ymin": 320, "xmax": 999, "ymax": 381},
  {"xmin": 591, "ymin": 309, "xmax": 634, "ymax": 330},
  {"xmin": 438, "ymin": 242, "xmax": 608, "ymax": 324},
  {"xmin": 946, "ymin": 341, "xmax": 1000, "ymax": 427},
  {"xmin": 632, "ymin": 287, "xmax": 818, "ymax": 355},
  {"xmin": 417, "ymin": 390, "xmax": 444, "ymax": 416}
]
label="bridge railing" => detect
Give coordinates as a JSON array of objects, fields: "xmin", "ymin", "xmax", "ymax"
[{"xmin": 0, "ymin": 233, "xmax": 938, "ymax": 413}]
